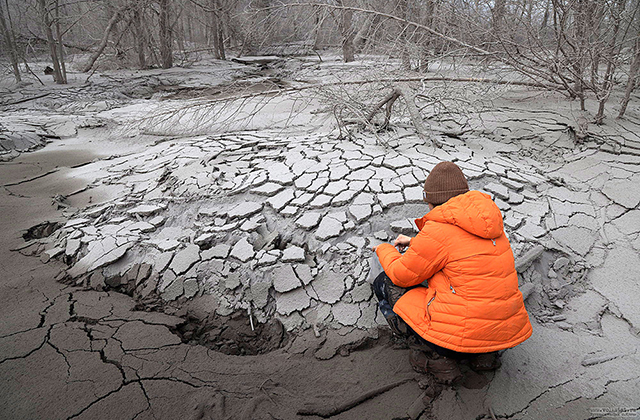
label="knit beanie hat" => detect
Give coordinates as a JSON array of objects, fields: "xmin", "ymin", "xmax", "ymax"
[{"xmin": 423, "ymin": 162, "xmax": 469, "ymax": 205}]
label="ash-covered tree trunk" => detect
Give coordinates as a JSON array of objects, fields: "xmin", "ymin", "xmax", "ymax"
[
  {"xmin": 541, "ymin": 0, "xmax": 550, "ymax": 30},
  {"xmin": 0, "ymin": 0, "xmax": 21, "ymax": 82},
  {"xmin": 312, "ymin": 5, "xmax": 322, "ymax": 50},
  {"xmin": 419, "ymin": 0, "xmax": 436, "ymax": 73},
  {"xmin": 337, "ymin": 0, "xmax": 355, "ymax": 62},
  {"xmin": 54, "ymin": 0, "xmax": 67, "ymax": 83},
  {"xmin": 493, "ymin": 0, "xmax": 506, "ymax": 30},
  {"xmin": 398, "ymin": 0, "xmax": 410, "ymax": 70},
  {"xmin": 81, "ymin": 7, "xmax": 127, "ymax": 72},
  {"xmin": 568, "ymin": 0, "xmax": 599, "ymax": 111},
  {"xmin": 159, "ymin": 0, "xmax": 173, "ymax": 68},
  {"xmin": 210, "ymin": 0, "xmax": 225, "ymax": 60},
  {"xmin": 38, "ymin": 0, "xmax": 66, "ymax": 84},
  {"xmin": 618, "ymin": 32, "xmax": 640, "ymax": 119},
  {"xmin": 595, "ymin": 0, "xmax": 626, "ymax": 124},
  {"xmin": 132, "ymin": 8, "xmax": 147, "ymax": 68},
  {"xmin": 352, "ymin": 14, "xmax": 371, "ymax": 52}
]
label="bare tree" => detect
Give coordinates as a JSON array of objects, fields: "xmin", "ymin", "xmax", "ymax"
[
  {"xmin": 0, "ymin": 0, "xmax": 21, "ymax": 82},
  {"xmin": 418, "ymin": 0, "xmax": 437, "ymax": 72},
  {"xmin": 132, "ymin": 6, "xmax": 147, "ymax": 68},
  {"xmin": 2, "ymin": 0, "xmax": 636, "ymax": 130},
  {"xmin": 619, "ymin": 11, "xmax": 640, "ymax": 119},
  {"xmin": 483, "ymin": 0, "xmax": 640, "ymax": 123},
  {"xmin": 38, "ymin": 0, "xmax": 66, "ymax": 83},
  {"xmin": 594, "ymin": 0, "xmax": 627, "ymax": 124},
  {"xmin": 493, "ymin": 0, "xmax": 506, "ymax": 30},
  {"xmin": 209, "ymin": 0, "xmax": 225, "ymax": 59},
  {"xmin": 336, "ymin": 0, "xmax": 355, "ymax": 62},
  {"xmin": 54, "ymin": 0, "xmax": 66, "ymax": 82},
  {"xmin": 159, "ymin": 0, "xmax": 173, "ymax": 68},
  {"xmin": 397, "ymin": 0, "xmax": 410, "ymax": 69},
  {"xmin": 311, "ymin": 4, "xmax": 324, "ymax": 50},
  {"xmin": 81, "ymin": 4, "xmax": 130, "ymax": 72}
]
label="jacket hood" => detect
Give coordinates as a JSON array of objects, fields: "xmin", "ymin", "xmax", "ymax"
[{"xmin": 415, "ymin": 190, "xmax": 504, "ymax": 239}]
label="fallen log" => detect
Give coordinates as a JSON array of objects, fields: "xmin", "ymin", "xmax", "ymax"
[
  {"xmin": 25, "ymin": 31, "xmax": 92, "ymax": 52},
  {"xmin": 189, "ymin": 76, "xmax": 560, "ymax": 106}
]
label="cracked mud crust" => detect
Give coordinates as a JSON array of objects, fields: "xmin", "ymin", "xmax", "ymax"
[{"xmin": 2, "ymin": 57, "xmax": 640, "ymax": 419}]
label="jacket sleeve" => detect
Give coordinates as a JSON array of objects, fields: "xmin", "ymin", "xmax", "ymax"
[{"xmin": 375, "ymin": 232, "xmax": 448, "ymax": 288}]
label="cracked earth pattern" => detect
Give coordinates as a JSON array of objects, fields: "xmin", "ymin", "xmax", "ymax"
[{"xmin": 2, "ymin": 59, "xmax": 640, "ymax": 419}]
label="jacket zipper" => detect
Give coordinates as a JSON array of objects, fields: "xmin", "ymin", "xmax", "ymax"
[
  {"xmin": 443, "ymin": 273, "xmax": 457, "ymax": 294},
  {"xmin": 426, "ymin": 294, "xmax": 436, "ymax": 322}
]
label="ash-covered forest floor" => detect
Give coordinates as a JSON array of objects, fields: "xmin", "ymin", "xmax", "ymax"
[{"xmin": 1, "ymin": 54, "xmax": 639, "ymax": 420}]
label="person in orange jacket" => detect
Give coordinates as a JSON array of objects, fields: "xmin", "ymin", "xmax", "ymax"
[{"xmin": 372, "ymin": 161, "xmax": 532, "ymax": 383}]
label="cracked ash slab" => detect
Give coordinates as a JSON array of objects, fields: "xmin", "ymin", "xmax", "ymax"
[
  {"xmin": 5, "ymin": 60, "xmax": 640, "ymax": 420},
  {"xmin": 29, "ymin": 133, "xmax": 586, "ymax": 330},
  {"xmin": 20, "ymin": 113, "xmax": 640, "ymax": 406}
]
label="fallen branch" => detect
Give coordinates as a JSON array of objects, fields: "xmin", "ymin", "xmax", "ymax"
[
  {"xmin": 25, "ymin": 31, "xmax": 92, "ymax": 52},
  {"xmin": 22, "ymin": 61, "xmax": 44, "ymax": 86},
  {"xmin": 297, "ymin": 377, "xmax": 413, "ymax": 417},
  {"xmin": 366, "ymin": 87, "xmax": 401, "ymax": 129},
  {"xmin": 176, "ymin": 76, "xmax": 559, "ymax": 107},
  {"xmin": 2, "ymin": 93, "xmax": 51, "ymax": 106},
  {"xmin": 397, "ymin": 83, "xmax": 439, "ymax": 147},
  {"xmin": 365, "ymin": 86, "xmax": 445, "ymax": 146}
]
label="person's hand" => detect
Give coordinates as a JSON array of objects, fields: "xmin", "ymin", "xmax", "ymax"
[
  {"xmin": 370, "ymin": 239, "xmax": 384, "ymax": 253},
  {"xmin": 393, "ymin": 234, "xmax": 412, "ymax": 251}
]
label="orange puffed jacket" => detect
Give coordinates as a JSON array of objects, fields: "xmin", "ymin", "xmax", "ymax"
[{"xmin": 376, "ymin": 190, "xmax": 532, "ymax": 353}]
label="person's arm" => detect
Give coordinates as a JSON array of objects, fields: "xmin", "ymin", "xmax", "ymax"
[{"xmin": 375, "ymin": 232, "xmax": 447, "ymax": 288}]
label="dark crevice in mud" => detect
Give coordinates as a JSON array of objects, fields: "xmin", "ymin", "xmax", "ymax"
[
  {"xmin": 69, "ymin": 315, "xmax": 100, "ymax": 325},
  {"xmin": 78, "ymin": 269, "xmax": 290, "ymax": 356},
  {"xmin": 68, "ymin": 293, "xmax": 76, "ymax": 317},
  {"xmin": 22, "ymin": 220, "xmax": 64, "ymax": 241},
  {"xmin": 504, "ymin": 377, "xmax": 575, "ymax": 419},
  {"xmin": 37, "ymin": 314, "xmax": 46, "ymax": 329},
  {"xmin": 0, "ymin": 325, "xmax": 52, "ymax": 366},
  {"xmin": 171, "ymin": 311, "xmax": 288, "ymax": 356},
  {"xmin": 271, "ymin": 232, "xmax": 290, "ymax": 251}
]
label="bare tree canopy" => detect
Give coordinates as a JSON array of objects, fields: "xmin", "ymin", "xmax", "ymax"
[{"xmin": 1, "ymin": 0, "xmax": 640, "ymax": 121}]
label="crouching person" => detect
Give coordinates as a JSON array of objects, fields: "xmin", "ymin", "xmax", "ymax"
[{"xmin": 372, "ymin": 162, "xmax": 532, "ymax": 384}]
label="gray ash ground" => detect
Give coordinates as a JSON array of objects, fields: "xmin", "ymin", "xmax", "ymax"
[{"xmin": 2, "ymin": 56, "xmax": 640, "ymax": 419}]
